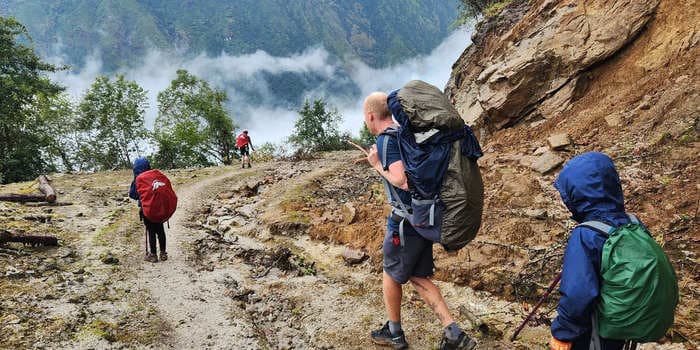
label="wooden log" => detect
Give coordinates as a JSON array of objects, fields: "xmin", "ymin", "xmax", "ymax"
[
  {"xmin": 0, "ymin": 230, "xmax": 58, "ymax": 246},
  {"xmin": 23, "ymin": 201, "xmax": 73, "ymax": 207},
  {"xmin": 37, "ymin": 175, "xmax": 56, "ymax": 203},
  {"xmin": 0, "ymin": 193, "xmax": 48, "ymax": 202}
]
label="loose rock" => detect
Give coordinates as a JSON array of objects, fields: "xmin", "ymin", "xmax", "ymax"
[
  {"xmin": 531, "ymin": 152, "xmax": 564, "ymax": 174},
  {"xmin": 99, "ymin": 251, "xmax": 119, "ymax": 265},
  {"xmin": 547, "ymin": 133, "xmax": 571, "ymax": 150},
  {"xmin": 342, "ymin": 203, "xmax": 357, "ymax": 225},
  {"xmin": 341, "ymin": 247, "xmax": 368, "ymax": 265}
]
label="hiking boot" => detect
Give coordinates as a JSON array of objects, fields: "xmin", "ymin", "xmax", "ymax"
[
  {"xmin": 371, "ymin": 322, "xmax": 408, "ymax": 349},
  {"xmin": 439, "ymin": 332, "xmax": 476, "ymax": 350},
  {"xmin": 242, "ymin": 164, "xmax": 245, "ymax": 169},
  {"xmin": 159, "ymin": 251, "xmax": 168, "ymax": 261},
  {"xmin": 144, "ymin": 253, "xmax": 158, "ymax": 263},
  {"xmin": 247, "ymin": 163, "xmax": 252, "ymax": 168}
]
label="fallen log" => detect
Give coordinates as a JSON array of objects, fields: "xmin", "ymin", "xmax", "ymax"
[
  {"xmin": 0, "ymin": 193, "xmax": 48, "ymax": 202},
  {"xmin": 23, "ymin": 201, "xmax": 73, "ymax": 207},
  {"xmin": 37, "ymin": 175, "xmax": 56, "ymax": 203},
  {"xmin": 0, "ymin": 175, "xmax": 59, "ymax": 203},
  {"xmin": 0, "ymin": 230, "xmax": 58, "ymax": 247}
]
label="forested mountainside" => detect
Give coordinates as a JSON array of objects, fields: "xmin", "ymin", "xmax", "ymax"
[{"xmin": 0, "ymin": 0, "xmax": 457, "ymax": 71}]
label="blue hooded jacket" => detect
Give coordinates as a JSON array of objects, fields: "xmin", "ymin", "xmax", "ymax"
[
  {"xmin": 128, "ymin": 157, "xmax": 151, "ymax": 205},
  {"xmin": 551, "ymin": 152, "xmax": 635, "ymax": 344}
]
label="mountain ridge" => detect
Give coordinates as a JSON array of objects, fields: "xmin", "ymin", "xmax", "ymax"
[{"xmin": 1, "ymin": 0, "xmax": 457, "ymax": 72}]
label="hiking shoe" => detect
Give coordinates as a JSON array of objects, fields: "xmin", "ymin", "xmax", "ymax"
[
  {"xmin": 144, "ymin": 253, "xmax": 158, "ymax": 263},
  {"xmin": 439, "ymin": 332, "xmax": 476, "ymax": 350},
  {"xmin": 160, "ymin": 251, "xmax": 168, "ymax": 261},
  {"xmin": 371, "ymin": 322, "xmax": 408, "ymax": 349}
]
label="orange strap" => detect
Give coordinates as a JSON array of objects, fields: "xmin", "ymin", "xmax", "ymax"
[{"xmin": 550, "ymin": 337, "xmax": 572, "ymax": 350}]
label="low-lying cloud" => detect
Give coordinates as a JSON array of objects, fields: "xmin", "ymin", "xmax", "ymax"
[{"xmin": 50, "ymin": 28, "xmax": 472, "ymax": 146}]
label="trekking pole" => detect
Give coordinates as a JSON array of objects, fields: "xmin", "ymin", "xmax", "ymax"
[
  {"xmin": 510, "ymin": 272, "xmax": 562, "ymax": 341},
  {"xmin": 144, "ymin": 226, "xmax": 148, "ymax": 255}
]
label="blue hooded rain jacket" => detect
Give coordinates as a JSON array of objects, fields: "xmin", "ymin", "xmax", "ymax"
[
  {"xmin": 551, "ymin": 152, "xmax": 634, "ymax": 349},
  {"xmin": 128, "ymin": 157, "xmax": 151, "ymax": 205}
]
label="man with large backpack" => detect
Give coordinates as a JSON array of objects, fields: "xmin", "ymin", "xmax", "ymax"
[
  {"xmin": 128, "ymin": 157, "xmax": 177, "ymax": 263},
  {"xmin": 363, "ymin": 84, "xmax": 483, "ymax": 350},
  {"xmin": 550, "ymin": 152, "xmax": 678, "ymax": 350}
]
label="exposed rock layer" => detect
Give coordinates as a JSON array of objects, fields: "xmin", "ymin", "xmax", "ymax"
[{"xmin": 446, "ymin": 0, "xmax": 661, "ymax": 134}]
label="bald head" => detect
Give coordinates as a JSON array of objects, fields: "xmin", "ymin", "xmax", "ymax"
[
  {"xmin": 363, "ymin": 92, "xmax": 394, "ymax": 136},
  {"xmin": 363, "ymin": 92, "xmax": 391, "ymax": 120}
]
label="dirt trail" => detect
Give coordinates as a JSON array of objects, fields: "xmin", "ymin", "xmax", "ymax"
[
  {"xmin": 175, "ymin": 155, "xmax": 524, "ymax": 349},
  {"xmin": 136, "ymin": 169, "xmax": 261, "ymax": 349}
]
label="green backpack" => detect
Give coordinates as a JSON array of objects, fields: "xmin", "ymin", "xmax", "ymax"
[{"xmin": 580, "ymin": 214, "xmax": 678, "ymax": 342}]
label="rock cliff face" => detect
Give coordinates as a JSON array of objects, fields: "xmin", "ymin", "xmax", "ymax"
[
  {"xmin": 446, "ymin": 0, "xmax": 697, "ymax": 135},
  {"xmin": 444, "ymin": 0, "xmax": 699, "ymax": 342}
]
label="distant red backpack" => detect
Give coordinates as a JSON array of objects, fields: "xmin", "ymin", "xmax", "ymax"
[
  {"xmin": 236, "ymin": 133, "xmax": 249, "ymax": 148},
  {"xmin": 135, "ymin": 169, "xmax": 177, "ymax": 223}
]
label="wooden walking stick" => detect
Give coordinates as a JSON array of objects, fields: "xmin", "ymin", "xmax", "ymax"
[
  {"xmin": 511, "ymin": 272, "xmax": 562, "ymax": 341},
  {"xmin": 345, "ymin": 140, "xmax": 370, "ymax": 163},
  {"xmin": 345, "ymin": 140, "xmax": 369, "ymax": 156}
]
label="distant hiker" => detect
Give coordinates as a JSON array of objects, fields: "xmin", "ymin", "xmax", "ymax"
[
  {"xmin": 236, "ymin": 130, "xmax": 255, "ymax": 168},
  {"xmin": 363, "ymin": 91, "xmax": 478, "ymax": 350},
  {"xmin": 550, "ymin": 152, "xmax": 678, "ymax": 350},
  {"xmin": 128, "ymin": 157, "xmax": 178, "ymax": 263}
]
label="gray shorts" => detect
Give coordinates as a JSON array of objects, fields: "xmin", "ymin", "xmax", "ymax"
[{"xmin": 382, "ymin": 227, "xmax": 435, "ymax": 284}]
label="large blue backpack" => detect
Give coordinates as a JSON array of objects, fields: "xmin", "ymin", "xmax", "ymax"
[{"xmin": 380, "ymin": 80, "xmax": 484, "ymax": 251}]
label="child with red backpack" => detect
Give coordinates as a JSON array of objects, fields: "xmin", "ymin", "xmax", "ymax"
[{"xmin": 128, "ymin": 157, "xmax": 177, "ymax": 263}]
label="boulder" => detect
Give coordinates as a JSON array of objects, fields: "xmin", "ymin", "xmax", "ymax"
[
  {"xmin": 342, "ymin": 203, "xmax": 357, "ymax": 225},
  {"xmin": 341, "ymin": 247, "xmax": 368, "ymax": 265},
  {"xmin": 446, "ymin": 0, "xmax": 660, "ymax": 135},
  {"xmin": 218, "ymin": 192, "xmax": 234, "ymax": 200},
  {"xmin": 531, "ymin": 151, "xmax": 564, "ymax": 174},
  {"xmin": 547, "ymin": 133, "xmax": 571, "ymax": 150},
  {"xmin": 524, "ymin": 208, "xmax": 547, "ymax": 220},
  {"xmin": 533, "ymin": 146, "xmax": 549, "ymax": 155}
]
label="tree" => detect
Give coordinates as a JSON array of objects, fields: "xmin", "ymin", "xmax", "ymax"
[
  {"xmin": 288, "ymin": 99, "xmax": 348, "ymax": 153},
  {"xmin": 32, "ymin": 93, "xmax": 80, "ymax": 172},
  {"xmin": 0, "ymin": 16, "xmax": 65, "ymax": 184},
  {"xmin": 454, "ymin": 0, "xmax": 514, "ymax": 27},
  {"xmin": 154, "ymin": 70, "xmax": 236, "ymax": 169},
  {"xmin": 76, "ymin": 75, "xmax": 149, "ymax": 171},
  {"xmin": 358, "ymin": 123, "xmax": 376, "ymax": 148}
]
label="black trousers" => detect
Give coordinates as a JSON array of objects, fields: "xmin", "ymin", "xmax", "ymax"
[{"xmin": 140, "ymin": 210, "xmax": 166, "ymax": 254}]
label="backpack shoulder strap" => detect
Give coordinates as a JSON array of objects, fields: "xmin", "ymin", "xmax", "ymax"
[
  {"xmin": 627, "ymin": 213, "xmax": 639, "ymax": 224},
  {"xmin": 377, "ymin": 126, "xmax": 410, "ymax": 218},
  {"xmin": 378, "ymin": 126, "xmax": 399, "ymax": 171},
  {"xmin": 578, "ymin": 221, "xmax": 614, "ymax": 238}
]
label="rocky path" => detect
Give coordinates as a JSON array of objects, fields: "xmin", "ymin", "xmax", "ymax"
[{"xmin": 136, "ymin": 169, "xmax": 262, "ymax": 349}]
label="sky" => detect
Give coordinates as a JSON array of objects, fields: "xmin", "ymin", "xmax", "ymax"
[{"xmin": 50, "ymin": 28, "xmax": 473, "ymax": 146}]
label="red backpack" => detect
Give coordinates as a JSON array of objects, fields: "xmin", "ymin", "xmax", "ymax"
[
  {"xmin": 135, "ymin": 169, "xmax": 177, "ymax": 223},
  {"xmin": 236, "ymin": 133, "xmax": 249, "ymax": 148}
]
